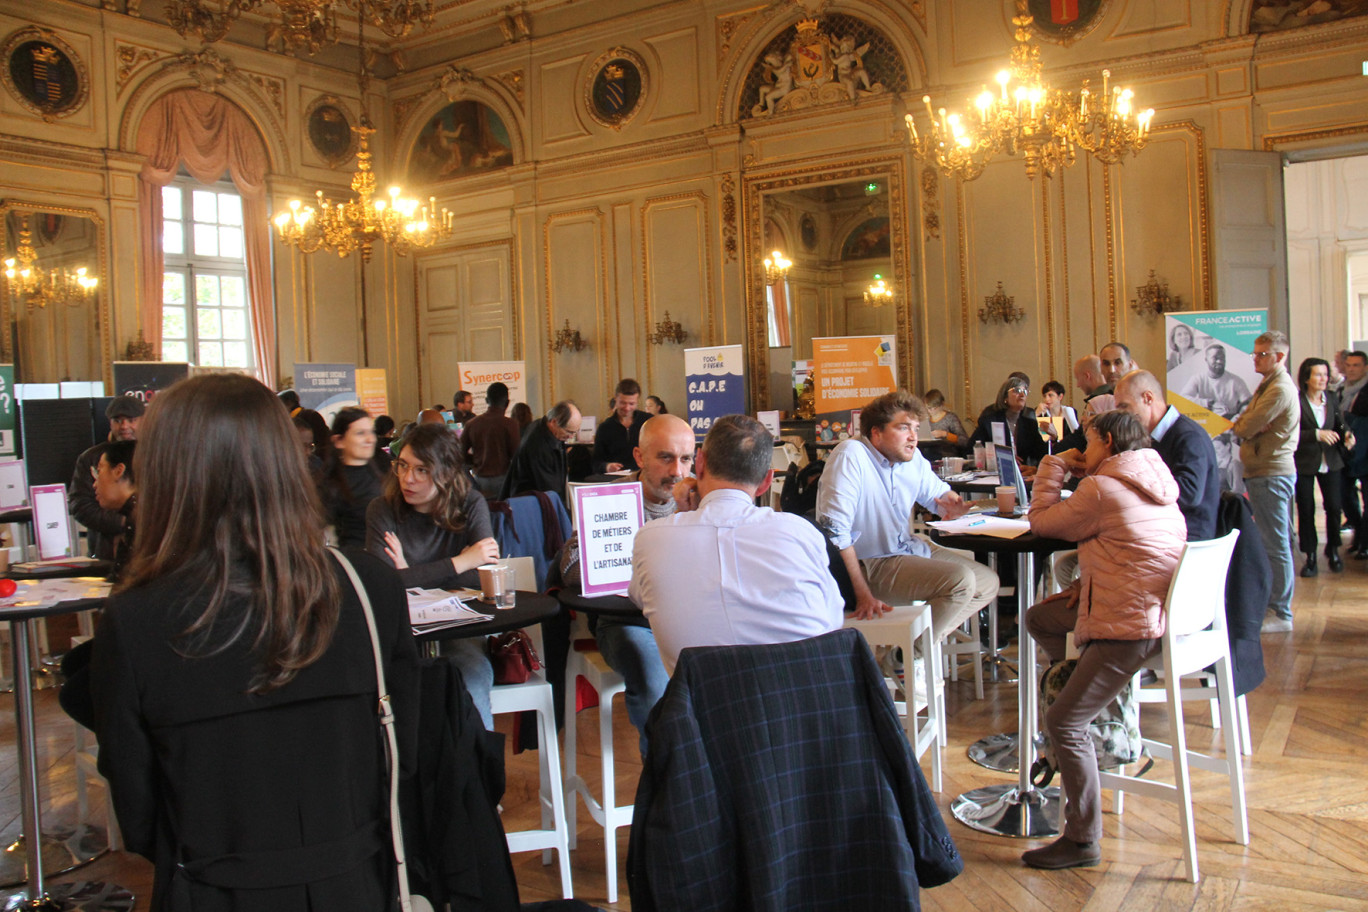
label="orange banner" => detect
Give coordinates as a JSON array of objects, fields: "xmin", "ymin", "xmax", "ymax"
[
  {"xmin": 812, "ymin": 336, "xmax": 897, "ymax": 414},
  {"xmin": 356, "ymin": 368, "xmax": 389, "ymax": 418}
]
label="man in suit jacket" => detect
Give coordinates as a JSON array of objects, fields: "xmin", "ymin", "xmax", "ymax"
[
  {"xmin": 501, "ymin": 400, "xmax": 581, "ymax": 500},
  {"xmin": 1114, "ymin": 370, "xmax": 1220, "ymax": 541},
  {"xmin": 1338, "ymin": 351, "xmax": 1368, "ymax": 556}
]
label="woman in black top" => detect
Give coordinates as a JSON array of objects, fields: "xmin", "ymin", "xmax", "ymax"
[
  {"xmin": 366, "ymin": 422, "xmax": 499, "ymax": 727},
  {"xmin": 92, "ymin": 373, "xmax": 417, "ymax": 912},
  {"xmin": 969, "ymin": 376, "xmax": 1048, "ymax": 466},
  {"xmin": 319, "ymin": 407, "xmax": 390, "ymax": 548},
  {"xmin": 1294, "ymin": 357, "xmax": 1350, "ymax": 576}
]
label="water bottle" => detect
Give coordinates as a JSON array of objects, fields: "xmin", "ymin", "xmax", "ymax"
[{"xmin": 974, "ymin": 442, "xmax": 986, "ymax": 471}]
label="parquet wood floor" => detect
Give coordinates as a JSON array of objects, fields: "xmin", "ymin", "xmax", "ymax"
[{"xmin": 9, "ymin": 563, "xmax": 1368, "ymax": 910}]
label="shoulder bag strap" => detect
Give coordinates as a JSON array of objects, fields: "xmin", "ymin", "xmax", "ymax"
[{"xmin": 328, "ymin": 548, "xmax": 415, "ymax": 912}]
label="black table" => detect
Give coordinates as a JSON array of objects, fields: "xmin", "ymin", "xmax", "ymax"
[
  {"xmin": 0, "ymin": 581, "xmax": 131, "ymax": 910},
  {"xmin": 3, "ymin": 560, "xmax": 114, "ymax": 582},
  {"xmin": 414, "ymin": 591, "xmax": 561, "ymax": 645},
  {"xmin": 930, "ymin": 528, "xmax": 1072, "ymax": 840},
  {"xmin": 555, "ymin": 588, "xmax": 641, "ymax": 620}
]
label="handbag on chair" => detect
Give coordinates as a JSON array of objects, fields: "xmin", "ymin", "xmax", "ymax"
[{"xmin": 330, "ymin": 549, "xmax": 434, "ymax": 912}]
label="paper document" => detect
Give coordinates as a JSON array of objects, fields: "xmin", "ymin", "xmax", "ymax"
[
  {"xmin": 927, "ymin": 514, "xmax": 1031, "ymax": 539},
  {"xmin": 406, "ymin": 588, "xmax": 492, "ymax": 632}
]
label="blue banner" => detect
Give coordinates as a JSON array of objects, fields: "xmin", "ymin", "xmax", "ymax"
[{"xmin": 684, "ymin": 344, "xmax": 745, "ymax": 443}]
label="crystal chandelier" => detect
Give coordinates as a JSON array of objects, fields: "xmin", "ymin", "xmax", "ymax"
[
  {"xmin": 165, "ymin": 0, "xmax": 434, "ymax": 55},
  {"xmin": 864, "ymin": 276, "xmax": 893, "ymax": 307},
  {"xmin": 3, "ymin": 215, "xmax": 98, "ymax": 311},
  {"xmin": 762, "ymin": 250, "xmax": 792, "ymax": 286},
  {"xmin": 647, "ymin": 311, "xmax": 687, "ymax": 346},
  {"xmin": 273, "ymin": 8, "xmax": 451, "ymax": 261},
  {"xmin": 905, "ymin": 0, "xmax": 1153, "ymax": 180}
]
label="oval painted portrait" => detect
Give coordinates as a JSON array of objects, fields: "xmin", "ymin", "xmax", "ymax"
[{"xmin": 306, "ymin": 100, "xmax": 356, "ymax": 166}]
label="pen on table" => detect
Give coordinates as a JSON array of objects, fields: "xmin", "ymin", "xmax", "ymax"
[{"xmin": 967, "ymin": 519, "xmax": 987, "ymax": 527}]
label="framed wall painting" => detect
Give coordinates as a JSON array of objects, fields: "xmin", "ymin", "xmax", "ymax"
[{"xmin": 304, "ymin": 95, "xmax": 357, "ymax": 167}]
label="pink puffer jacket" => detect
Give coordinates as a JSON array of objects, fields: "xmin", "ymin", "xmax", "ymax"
[{"xmin": 1030, "ymin": 449, "xmax": 1186, "ymax": 645}]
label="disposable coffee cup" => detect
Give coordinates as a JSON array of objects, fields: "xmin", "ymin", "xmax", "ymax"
[
  {"xmin": 995, "ymin": 485, "xmax": 1017, "ymax": 515},
  {"xmin": 478, "ymin": 563, "xmax": 505, "ymax": 603}
]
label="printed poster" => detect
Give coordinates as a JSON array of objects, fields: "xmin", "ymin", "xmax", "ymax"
[
  {"xmin": 574, "ymin": 482, "xmax": 645, "ymax": 597},
  {"xmin": 0, "ymin": 365, "xmax": 13, "ymax": 456},
  {"xmin": 355, "ymin": 368, "xmax": 389, "ymax": 419},
  {"xmin": 684, "ymin": 344, "xmax": 745, "ymax": 443},
  {"xmin": 295, "ymin": 362, "xmax": 358, "ymax": 425},
  {"xmin": 112, "ymin": 361, "xmax": 191, "ymax": 406},
  {"xmin": 456, "ymin": 361, "xmax": 527, "ymax": 416},
  {"xmin": 812, "ymin": 335, "xmax": 897, "ymax": 414},
  {"xmin": 1165, "ymin": 309, "xmax": 1266, "ymax": 494}
]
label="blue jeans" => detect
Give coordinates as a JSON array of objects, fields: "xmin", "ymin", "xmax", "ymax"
[
  {"xmin": 443, "ymin": 637, "xmax": 494, "ymax": 730},
  {"xmin": 1246, "ymin": 474, "xmax": 1295, "ymax": 620},
  {"xmin": 593, "ymin": 618, "xmax": 669, "ymax": 758}
]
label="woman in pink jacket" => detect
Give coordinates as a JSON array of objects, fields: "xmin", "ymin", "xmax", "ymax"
[{"xmin": 1020, "ymin": 409, "xmax": 1186, "ymax": 871}]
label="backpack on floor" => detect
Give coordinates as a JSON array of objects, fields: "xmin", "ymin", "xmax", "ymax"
[
  {"xmin": 780, "ymin": 459, "xmax": 825, "ymax": 518},
  {"xmin": 1029, "ymin": 658, "xmax": 1147, "ymax": 788}
]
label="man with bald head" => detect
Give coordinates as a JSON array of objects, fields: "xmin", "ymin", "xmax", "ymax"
[
  {"xmin": 1114, "ymin": 369, "xmax": 1220, "ymax": 540},
  {"xmin": 417, "ymin": 408, "xmax": 446, "ymax": 425},
  {"xmin": 581, "ymin": 413, "xmax": 698, "ymax": 754},
  {"xmin": 1059, "ymin": 355, "xmax": 1112, "ymax": 452}
]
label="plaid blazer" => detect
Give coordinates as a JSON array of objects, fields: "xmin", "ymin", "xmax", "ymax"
[{"xmin": 627, "ymin": 628, "xmax": 962, "ymax": 912}]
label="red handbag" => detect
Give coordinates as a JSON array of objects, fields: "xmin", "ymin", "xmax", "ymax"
[{"xmin": 488, "ymin": 630, "xmax": 541, "ymax": 685}]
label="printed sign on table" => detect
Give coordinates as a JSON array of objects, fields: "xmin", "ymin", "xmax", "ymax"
[
  {"xmin": 355, "ymin": 368, "xmax": 389, "ymax": 418},
  {"xmin": 811, "ymin": 335, "xmax": 897, "ymax": 414},
  {"xmin": 456, "ymin": 361, "xmax": 527, "ymax": 416},
  {"xmin": 684, "ymin": 344, "xmax": 745, "ymax": 443},
  {"xmin": 31, "ymin": 483, "xmax": 72, "ymax": 559},
  {"xmin": 574, "ymin": 482, "xmax": 645, "ymax": 597},
  {"xmin": 295, "ymin": 362, "xmax": 358, "ymax": 425}
]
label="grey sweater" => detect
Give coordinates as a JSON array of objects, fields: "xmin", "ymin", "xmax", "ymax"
[{"xmin": 365, "ymin": 487, "xmax": 493, "ymax": 589}]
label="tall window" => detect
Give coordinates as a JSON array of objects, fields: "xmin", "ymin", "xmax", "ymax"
[{"xmin": 161, "ymin": 178, "xmax": 255, "ymax": 370}]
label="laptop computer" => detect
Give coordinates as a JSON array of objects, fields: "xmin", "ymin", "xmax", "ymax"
[{"xmin": 993, "ymin": 442, "xmax": 1029, "ymax": 517}]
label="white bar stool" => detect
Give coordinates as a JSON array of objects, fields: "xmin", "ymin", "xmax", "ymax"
[
  {"xmin": 563, "ymin": 644, "xmax": 634, "ymax": 903},
  {"xmin": 842, "ymin": 602, "xmax": 943, "ymax": 792},
  {"xmin": 490, "ymin": 670, "xmax": 574, "ymax": 898}
]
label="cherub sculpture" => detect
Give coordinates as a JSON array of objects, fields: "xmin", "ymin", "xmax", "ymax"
[
  {"xmin": 756, "ymin": 50, "xmax": 795, "ymax": 115},
  {"xmin": 832, "ymin": 35, "xmax": 872, "ymax": 101}
]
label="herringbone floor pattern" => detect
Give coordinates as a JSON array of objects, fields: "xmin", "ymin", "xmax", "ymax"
[{"xmin": 11, "ymin": 562, "xmax": 1368, "ymax": 910}]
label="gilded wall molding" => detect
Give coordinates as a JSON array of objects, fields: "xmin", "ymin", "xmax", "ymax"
[
  {"xmin": 640, "ymin": 191, "xmax": 716, "ymax": 385},
  {"xmin": 1148, "ymin": 120, "xmax": 1212, "ymax": 309},
  {"xmin": 920, "ymin": 165, "xmax": 940, "ymax": 241},
  {"xmin": 1261, "ymin": 122, "xmax": 1368, "ymax": 151},
  {"xmin": 956, "ymin": 180, "xmax": 971, "ymax": 411},
  {"xmin": 541, "ymin": 207, "xmax": 607, "ymax": 398},
  {"xmin": 1058, "ymin": 169, "xmax": 1073, "ymax": 374},
  {"xmin": 716, "ymin": 6, "xmax": 766, "ymax": 71},
  {"xmin": 492, "ymin": 69, "xmax": 525, "ymax": 105},
  {"xmin": 1041, "ymin": 173, "xmax": 1056, "ymax": 376},
  {"xmin": 741, "ymin": 154, "xmax": 911, "ymax": 409},
  {"xmin": 719, "ymin": 172, "xmax": 738, "ymax": 262},
  {"xmin": 1103, "ymin": 162, "xmax": 1117, "ymax": 340},
  {"xmin": 115, "ymin": 41, "xmax": 164, "ymax": 94}
]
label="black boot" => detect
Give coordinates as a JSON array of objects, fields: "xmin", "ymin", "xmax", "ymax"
[
  {"xmin": 1328, "ymin": 548, "xmax": 1344, "ymax": 573},
  {"xmin": 1300, "ymin": 553, "xmax": 1318, "ymax": 577}
]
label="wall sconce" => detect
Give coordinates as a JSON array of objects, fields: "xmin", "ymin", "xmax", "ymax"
[
  {"xmin": 978, "ymin": 281, "xmax": 1025, "ymax": 325},
  {"xmin": 1129, "ymin": 269, "xmax": 1180, "ymax": 317},
  {"xmin": 549, "ymin": 318, "xmax": 586, "ymax": 354},
  {"xmin": 647, "ymin": 310, "xmax": 688, "ymax": 346},
  {"xmin": 864, "ymin": 276, "xmax": 894, "ymax": 307},
  {"xmin": 762, "ymin": 249, "xmax": 792, "ymax": 286}
]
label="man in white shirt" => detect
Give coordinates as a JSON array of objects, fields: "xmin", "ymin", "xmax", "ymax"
[
  {"xmin": 630, "ymin": 415, "xmax": 843, "ymax": 674},
  {"xmin": 816, "ymin": 390, "xmax": 999, "ymax": 639}
]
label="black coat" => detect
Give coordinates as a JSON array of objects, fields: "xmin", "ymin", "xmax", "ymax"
[
  {"xmin": 92, "ymin": 550, "xmax": 419, "ymax": 912},
  {"xmin": 1216, "ymin": 494, "xmax": 1270, "ymax": 697},
  {"xmin": 502, "ymin": 418, "xmax": 567, "ymax": 499},
  {"xmin": 628, "ymin": 629, "xmax": 962, "ymax": 912},
  {"xmin": 1153, "ymin": 409, "xmax": 1222, "ymax": 542},
  {"xmin": 1294, "ymin": 390, "xmax": 1347, "ymax": 476}
]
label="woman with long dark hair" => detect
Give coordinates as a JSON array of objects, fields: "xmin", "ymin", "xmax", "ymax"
[
  {"xmin": 1294, "ymin": 356, "xmax": 1350, "ymax": 576},
  {"xmin": 92, "ymin": 374, "xmax": 417, "ymax": 912},
  {"xmin": 366, "ymin": 422, "xmax": 499, "ymax": 727},
  {"xmin": 319, "ymin": 407, "xmax": 390, "ymax": 548}
]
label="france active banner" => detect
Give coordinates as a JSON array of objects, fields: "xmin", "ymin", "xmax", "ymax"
[
  {"xmin": 1164, "ymin": 310, "xmax": 1266, "ymax": 438},
  {"xmin": 684, "ymin": 344, "xmax": 745, "ymax": 443}
]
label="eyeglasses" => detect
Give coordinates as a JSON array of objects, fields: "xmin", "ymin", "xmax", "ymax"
[
  {"xmin": 1009, "ymin": 386, "xmax": 1029, "ymax": 395},
  {"xmin": 1252, "ymin": 351, "xmax": 1275, "ymax": 360},
  {"xmin": 393, "ymin": 459, "xmax": 431, "ymax": 481}
]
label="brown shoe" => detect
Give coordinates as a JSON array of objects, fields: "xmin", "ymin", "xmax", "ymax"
[{"xmin": 1022, "ymin": 836, "xmax": 1101, "ymax": 869}]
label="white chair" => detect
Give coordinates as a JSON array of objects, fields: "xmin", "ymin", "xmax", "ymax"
[
  {"xmin": 1097, "ymin": 531, "xmax": 1248, "ymax": 883},
  {"xmin": 842, "ymin": 602, "xmax": 944, "ymax": 792},
  {"xmin": 490, "ymin": 671, "xmax": 574, "ymax": 898},
  {"xmin": 941, "ymin": 613, "xmax": 985, "ymax": 700},
  {"xmin": 563, "ymin": 643, "xmax": 633, "ymax": 903}
]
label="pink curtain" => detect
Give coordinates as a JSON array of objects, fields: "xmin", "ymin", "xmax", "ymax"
[
  {"xmin": 771, "ymin": 281, "xmax": 791, "ymax": 347},
  {"xmin": 136, "ymin": 89, "xmax": 276, "ymax": 387}
]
